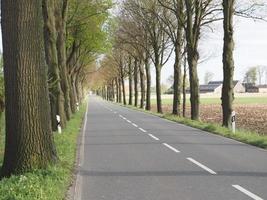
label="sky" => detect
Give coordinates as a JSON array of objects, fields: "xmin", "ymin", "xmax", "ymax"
[
  {"xmin": 157, "ymin": 17, "xmax": 267, "ymax": 86},
  {"xmin": 0, "ymin": 14, "xmax": 267, "ymax": 86}
]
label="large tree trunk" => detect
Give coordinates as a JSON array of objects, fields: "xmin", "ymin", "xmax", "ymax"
[
  {"xmin": 128, "ymin": 57, "xmax": 133, "ymax": 105},
  {"xmin": 120, "ymin": 65, "xmax": 127, "ymax": 105},
  {"xmin": 43, "ymin": 0, "xmax": 66, "ymax": 130},
  {"xmin": 115, "ymin": 78, "xmax": 119, "ymax": 102},
  {"xmin": 144, "ymin": 56, "xmax": 151, "ymax": 110},
  {"xmin": 1, "ymin": 0, "xmax": 57, "ymax": 177},
  {"xmin": 185, "ymin": 0, "xmax": 200, "ymax": 120},
  {"xmin": 187, "ymin": 52, "xmax": 200, "ymax": 120},
  {"xmin": 222, "ymin": 0, "xmax": 235, "ymax": 128},
  {"xmin": 183, "ymin": 56, "xmax": 187, "ymax": 118},
  {"xmin": 155, "ymin": 64, "xmax": 162, "ymax": 113},
  {"xmin": 172, "ymin": 47, "xmax": 182, "ymax": 116},
  {"xmin": 139, "ymin": 62, "xmax": 145, "ymax": 109},
  {"xmin": 55, "ymin": 0, "xmax": 72, "ymax": 121},
  {"xmin": 118, "ymin": 77, "xmax": 122, "ymax": 103},
  {"xmin": 134, "ymin": 58, "xmax": 139, "ymax": 107}
]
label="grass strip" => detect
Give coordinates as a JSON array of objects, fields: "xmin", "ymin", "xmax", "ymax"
[
  {"xmin": 0, "ymin": 104, "xmax": 86, "ymax": 200},
  {"xmin": 118, "ymin": 103, "xmax": 267, "ymax": 149}
]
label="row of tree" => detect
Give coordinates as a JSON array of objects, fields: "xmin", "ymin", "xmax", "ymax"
[
  {"xmin": 0, "ymin": 0, "xmax": 112, "ymax": 177},
  {"xmin": 92, "ymin": 0, "xmax": 265, "ymax": 128}
]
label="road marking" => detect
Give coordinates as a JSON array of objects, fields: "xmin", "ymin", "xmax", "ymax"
[
  {"xmin": 119, "ymin": 115, "xmax": 124, "ymax": 119},
  {"xmin": 163, "ymin": 143, "xmax": 180, "ymax": 153},
  {"xmin": 114, "ymin": 111, "xmax": 117, "ymax": 114},
  {"xmin": 148, "ymin": 134, "xmax": 160, "ymax": 141},
  {"xmin": 74, "ymin": 99, "xmax": 89, "ymax": 200},
  {"xmin": 132, "ymin": 123, "xmax": 138, "ymax": 127},
  {"xmin": 127, "ymin": 120, "xmax": 132, "ymax": 123},
  {"xmin": 187, "ymin": 158, "xmax": 217, "ymax": 175},
  {"xmin": 139, "ymin": 128, "xmax": 147, "ymax": 133},
  {"xmin": 232, "ymin": 185, "xmax": 263, "ymax": 200}
]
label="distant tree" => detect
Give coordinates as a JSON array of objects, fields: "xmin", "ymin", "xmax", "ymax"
[
  {"xmin": 204, "ymin": 71, "xmax": 214, "ymax": 84},
  {"xmin": 1, "ymin": 0, "xmax": 57, "ymax": 177},
  {"xmin": 257, "ymin": 66, "xmax": 266, "ymax": 85},
  {"xmin": 244, "ymin": 67, "xmax": 257, "ymax": 85}
]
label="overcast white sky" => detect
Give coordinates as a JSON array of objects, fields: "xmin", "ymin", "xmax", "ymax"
[{"xmin": 158, "ymin": 17, "xmax": 267, "ymax": 86}]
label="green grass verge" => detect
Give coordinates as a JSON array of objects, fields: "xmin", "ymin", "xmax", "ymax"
[
  {"xmin": 0, "ymin": 104, "xmax": 86, "ymax": 200},
  {"xmin": 118, "ymin": 103, "xmax": 267, "ymax": 149}
]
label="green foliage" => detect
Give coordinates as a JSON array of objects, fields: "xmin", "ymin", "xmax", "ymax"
[
  {"xmin": 67, "ymin": 0, "xmax": 113, "ymax": 57},
  {"xmin": 0, "ymin": 104, "xmax": 86, "ymax": 200}
]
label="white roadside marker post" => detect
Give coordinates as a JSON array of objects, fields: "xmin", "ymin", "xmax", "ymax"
[
  {"xmin": 76, "ymin": 102, "xmax": 80, "ymax": 111},
  {"xmin": 56, "ymin": 115, "xmax": 62, "ymax": 134},
  {"xmin": 231, "ymin": 111, "xmax": 236, "ymax": 133}
]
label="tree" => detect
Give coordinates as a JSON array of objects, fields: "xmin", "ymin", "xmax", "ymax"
[
  {"xmin": 0, "ymin": 55, "xmax": 4, "ymax": 120},
  {"xmin": 1, "ymin": 0, "xmax": 57, "ymax": 177},
  {"xmin": 244, "ymin": 67, "xmax": 257, "ymax": 85},
  {"xmin": 222, "ymin": 0, "xmax": 235, "ymax": 128},
  {"xmin": 157, "ymin": 0, "xmax": 185, "ymax": 116},
  {"xmin": 184, "ymin": 0, "xmax": 221, "ymax": 120},
  {"xmin": 257, "ymin": 66, "xmax": 266, "ymax": 85},
  {"xmin": 204, "ymin": 71, "xmax": 214, "ymax": 84},
  {"xmin": 43, "ymin": 0, "xmax": 67, "ymax": 130}
]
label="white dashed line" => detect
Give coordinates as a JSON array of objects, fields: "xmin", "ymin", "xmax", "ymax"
[
  {"xmin": 119, "ymin": 115, "xmax": 124, "ymax": 118},
  {"xmin": 139, "ymin": 128, "xmax": 147, "ymax": 133},
  {"xmin": 163, "ymin": 143, "xmax": 180, "ymax": 153},
  {"xmin": 114, "ymin": 111, "xmax": 117, "ymax": 114},
  {"xmin": 127, "ymin": 120, "xmax": 132, "ymax": 123},
  {"xmin": 148, "ymin": 134, "xmax": 160, "ymax": 141},
  {"xmin": 132, "ymin": 123, "xmax": 138, "ymax": 127},
  {"xmin": 232, "ymin": 185, "xmax": 263, "ymax": 200},
  {"xmin": 187, "ymin": 158, "xmax": 217, "ymax": 175}
]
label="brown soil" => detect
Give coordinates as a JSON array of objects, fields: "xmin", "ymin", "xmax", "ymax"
[{"xmin": 151, "ymin": 104, "xmax": 267, "ymax": 135}]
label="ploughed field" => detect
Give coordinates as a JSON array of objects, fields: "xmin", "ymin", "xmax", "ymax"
[{"xmin": 150, "ymin": 94, "xmax": 267, "ymax": 135}]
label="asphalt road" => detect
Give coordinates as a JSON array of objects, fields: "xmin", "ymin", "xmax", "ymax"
[{"xmin": 74, "ymin": 96, "xmax": 267, "ymax": 200}]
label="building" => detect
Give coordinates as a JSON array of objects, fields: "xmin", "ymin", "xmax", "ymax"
[{"xmin": 198, "ymin": 80, "xmax": 245, "ymax": 94}]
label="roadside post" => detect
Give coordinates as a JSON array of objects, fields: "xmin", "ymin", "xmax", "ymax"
[
  {"xmin": 56, "ymin": 115, "xmax": 62, "ymax": 134},
  {"xmin": 76, "ymin": 102, "xmax": 80, "ymax": 111},
  {"xmin": 231, "ymin": 111, "xmax": 236, "ymax": 133}
]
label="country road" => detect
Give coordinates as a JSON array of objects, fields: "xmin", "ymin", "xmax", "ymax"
[{"xmin": 74, "ymin": 96, "xmax": 267, "ymax": 200}]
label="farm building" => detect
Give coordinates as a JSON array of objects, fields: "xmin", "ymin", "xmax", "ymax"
[
  {"xmin": 198, "ymin": 80, "xmax": 245, "ymax": 94},
  {"xmin": 245, "ymin": 84, "xmax": 267, "ymax": 93}
]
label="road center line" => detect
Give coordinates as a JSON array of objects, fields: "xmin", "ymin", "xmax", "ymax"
[
  {"xmin": 163, "ymin": 143, "xmax": 180, "ymax": 153},
  {"xmin": 119, "ymin": 115, "xmax": 124, "ymax": 119},
  {"xmin": 232, "ymin": 185, "xmax": 263, "ymax": 200},
  {"xmin": 139, "ymin": 128, "xmax": 147, "ymax": 133},
  {"xmin": 126, "ymin": 120, "xmax": 132, "ymax": 123},
  {"xmin": 187, "ymin": 157, "xmax": 217, "ymax": 175},
  {"xmin": 148, "ymin": 134, "xmax": 160, "ymax": 141},
  {"xmin": 132, "ymin": 123, "xmax": 138, "ymax": 127}
]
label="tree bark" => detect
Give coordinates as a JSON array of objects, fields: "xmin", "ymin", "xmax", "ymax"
[
  {"xmin": 1, "ymin": 0, "xmax": 57, "ymax": 177},
  {"xmin": 139, "ymin": 62, "xmax": 146, "ymax": 109},
  {"xmin": 172, "ymin": 47, "xmax": 182, "ymax": 116},
  {"xmin": 55, "ymin": 0, "xmax": 72, "ymax": 120},
  {"xmin": 118, "ymin": 77, "xmax": 122, "ymax": 103},
  {"xmin": 183, "ymin": 55, "xmax": 187, "ymax": 118},
  {"xmin": 128, "ymin": 57, "xmax": 133, "ymax": 105},
  {"xmin": 134, "ymin": 58, "xmax": 139, "ymax": 107},
  {"xmin": 185, "ymin": 0, "xmax": 200, "ymax": 120},
  {"xmin": 42, "ymin": 0, "xmax": 66, "ymax": 130},
  {"xmin": 155, "ymin": 64, "xmax": 162, "ymax": 113},
  {"xmin": 120, "ymin": 63, "xmax": 127, "ymax": 105},
  {"xmin": 144, "ymin": 56, "xmax": 151, "ymax": 110},
  {"xmin": 222, "ymin": 0, "xmax": 235, "ymax": 128}
]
